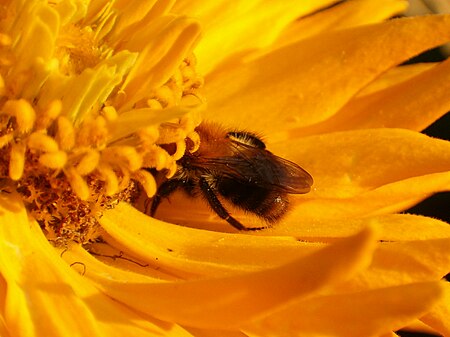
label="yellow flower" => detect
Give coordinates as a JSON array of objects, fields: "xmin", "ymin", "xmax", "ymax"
[{"xmin": 0, "ymin": 0, "xmax": 450, "ymax": 336}]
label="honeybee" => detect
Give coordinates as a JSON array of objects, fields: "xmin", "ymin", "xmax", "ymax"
[{"xmin": 150, "ymin": 122, "xmax": 313, "ymax": 230}]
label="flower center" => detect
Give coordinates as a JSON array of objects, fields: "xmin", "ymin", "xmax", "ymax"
[{"xmin": 0, "ymin": 19, "xmax": 203, "ymax": 245}]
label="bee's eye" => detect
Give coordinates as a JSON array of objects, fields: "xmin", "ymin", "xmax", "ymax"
[{"xmin": 226, "ymin": 131, "xmax": 266, "ymax": 149}]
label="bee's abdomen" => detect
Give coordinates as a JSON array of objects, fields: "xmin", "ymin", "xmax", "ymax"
[{"xmin": 217, "ymin": 178, "xmax": 289, "ymax": 222}]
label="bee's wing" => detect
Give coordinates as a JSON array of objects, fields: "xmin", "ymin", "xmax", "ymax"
[
  {"xmin": 262, "ymin": 154, "xmax": 313, "ymax": 194},
  {"xmin": 201, "ymin": 144, "xmax": 313, "ymax": 194}
]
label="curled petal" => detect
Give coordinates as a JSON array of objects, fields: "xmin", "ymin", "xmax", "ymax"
[
  {"xmin": 101, "ymin": 203, "xmax": 317, "ymax": 276},
  {"xmin": 97, "ymin": 208, "xmax": 377, "ymax": 329}
]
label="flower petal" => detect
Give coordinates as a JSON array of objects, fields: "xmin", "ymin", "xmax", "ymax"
[
  {"xmin": 148, "ymin": 185, "xmax": 450, "ymax": 240},
  {"xmin": 356, "ymin": 63, "xmax": 436, "ymax": 97},
  {"xmin": 342, "ymin": 238, "xmax": 450, "ymax": 290},
  {"xmin": 274, "ymin": 0, "xmax": 408, "ymax": 49},
  {"xmin": 62, "ymin": 243, "xmax": 176, "ymax": 282},
  {"xmin": 422, "ymin": 284, "xmax": 450, "ymax": 336},
  {"xmin": 296, "ymin": 58, "xmax": 450, "ymax": 136},
  {"xmin": 175, "ymin": 0, "xmax": 339, "ymax": 74},
  {"xmin": 106, "ymin": 0, "xmax": 174, "ymax": 44},
  {"xmin": 273, "ymin": 128, "xmax": 450, "ymax": 197},
  {"xmin": 0, "ymin": 195, "xmax": 101, "ymax": 336},
  {"xmin": 269, "ymin": 129, "xmax": 450, "ymax": 220},
  {"xmin": 244, "ymin": 282, "xmax": 445, "ymax": 337},
  {"xmin": 0, "ymin": 194, "xmax": 193, "ymax": 336},
  {"xmin": 288, "ymin": 171, "xmax": 450, "ymax": 220},
  {"xmin": 267, "ymin": 214, "xmax": 450, "ymax": 241},
  {"xmin": 101, "ymin": 203, "xmax": 319, "ymax": 277},
  {"xmin": 92, "ymin": 222, "xmax": 377, "ymax": 329},
  {"xmin": 205, "ymin": 15, "xmax": 450, "ymax": 135},
  {"xmin": 184, "ymin": 327, "xmax": 250, "ymax": 337}
]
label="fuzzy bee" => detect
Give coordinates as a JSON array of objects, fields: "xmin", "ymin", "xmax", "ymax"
[{"xmin": 150, "ymin": 122, "xmax": 313, "ymax": 230}]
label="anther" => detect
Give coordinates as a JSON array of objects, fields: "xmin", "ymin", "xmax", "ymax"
[
  {"xmin": 0, "ymin": 134, "xmax": 13, "ymax": 148},
  {"xmin": 187, "ymin": 130, "xmax": 200, "ymax": 153},
  {"xmin": 133, "ymin": 169, "xmax": 157, "ymax": 197},
  {"xmin": 9, "ymin": 142, "xmax": 26, "ymax": 180},
  {"xmin": 27, "ymin": 132, "xmax": 59, "ymax": 152},
  {"xmin": 97, "ymin": 164, "xmax": 119, "ymax": 196},
  {"xmin": 39, "ymin": 151, "xmax": 68, "ymax": 169},
  {"xmin": 102, "ymin": 106, "xmax": 118, "ymax": 122},
  {"xmin": 36, "ymin": 100, "xmax": 62, "ymax": 130},
  {"xmin": 75, "ymin": 150, "xmax": 100, "ymax": 175},
  {"xmin": 2, "ymin": 99, "xmax": 36, "ymax": 133},
  {"xmin": 173, "ymin": 139, "xmax": 186, "ymax": 161},
  {"xmin": 55, "ymin": 116, "xmax": 75, "ymax": 151},
  {"xmin": 102, "ymin": 146, "xmax": 142, "ymax": 172},
  {"xmin": 64, "ymin": 167, "xmax": 90, "ymax": 200}
]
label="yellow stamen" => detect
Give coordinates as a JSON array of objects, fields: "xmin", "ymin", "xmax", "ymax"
[
  {"xmin": 2, "ymin": 99, "xmax": 36, "ymax": 133},
  {"xmin": 187, "ymin": 130, "xmax": 200, "ymax": 153},
  {"xmin": 137, "ymin": 126, "xmax": 160, "ymax": 146},
  {"xmin": 0, "ymin": 134, "xmax": 13, "ymax": 148},
  {"xmin": 146, "ymin": 99, "xmax": 163, "ymax": 109},
  {"xmin": 118, "ymin": 169, "xmax": 131, "ymax": 191},
  {"xmin": 64, "ymin": 167, "xmax": 90, "ymax": 201},
  {"xmin": 142, "ymin": 145, "xmax": 172, "ymax": 171},
  {"xmin": 133, "ymin": 169, "xmax": 157, "ymax": 198},
  {"xmin": 157, "ymin": 125, "xmax": 187, "ymax": 144},
  {"xmin": 102, "ymin": 146, "xmax": 142, "ymax": 172},
  {"xmin": 173, "ymin": 139, "xmax": 186, "ymax": 161},
  {"xmin": 75, "ymin": 149, "xmax": 100, "ymax": 175},
  {"xmin": 165, "ymin": 160, "xmax": 178, "ymax": 179},
  {"xmin": 97, "ymin": 164, "xmax": 119, "ymax": 196},
  {"xmin": 39, "ymin": 151, "xmax": 68, "ymax": 169},
  {"xmin": 0, "ymin": 75, "xmax": 5, "ymax": 96},
  {"xmin": 35, "ymin": 100, "xmax": 62, "ymax": 130},
  {"xmin": 102, "ymin": 106, "xmax": 118, "ymax": 122},
  {"xmin": 27, "ymin": 132, "xmax": 59, "ymax": 152},
  {"xmin": 9, "ymin": 142, "xmax": 26, "ymax": 180},
  {"xmin": 0, "ymin": 33, "xmax": 11, "ymax": 46},
  {"xmin": 0, "ymin": 1, "xmax": 204, "ymax": 246},
  {"xmin": 150, "ymin": 85, "xmax": 177, "ymax": 108},
  {"xmin": 55, "ymin": 116, "xmax": 75, "ymax": 151},
  {"xmin": 76, "ymin": 117, "xmax": 108, "ymax": 148}
]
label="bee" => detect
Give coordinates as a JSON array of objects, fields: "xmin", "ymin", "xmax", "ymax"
[{"xmin": 150, "ymin": 122, "xmax": 313, "ymax": 230}]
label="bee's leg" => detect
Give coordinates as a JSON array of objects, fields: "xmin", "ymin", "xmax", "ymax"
[
  {"xmin": 149, "ymin": 179, "xmax": 182, "ymax": 216},
  {"xmin": 199, "ymin": 177, "xmax": 263, "ymax": 231}
]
